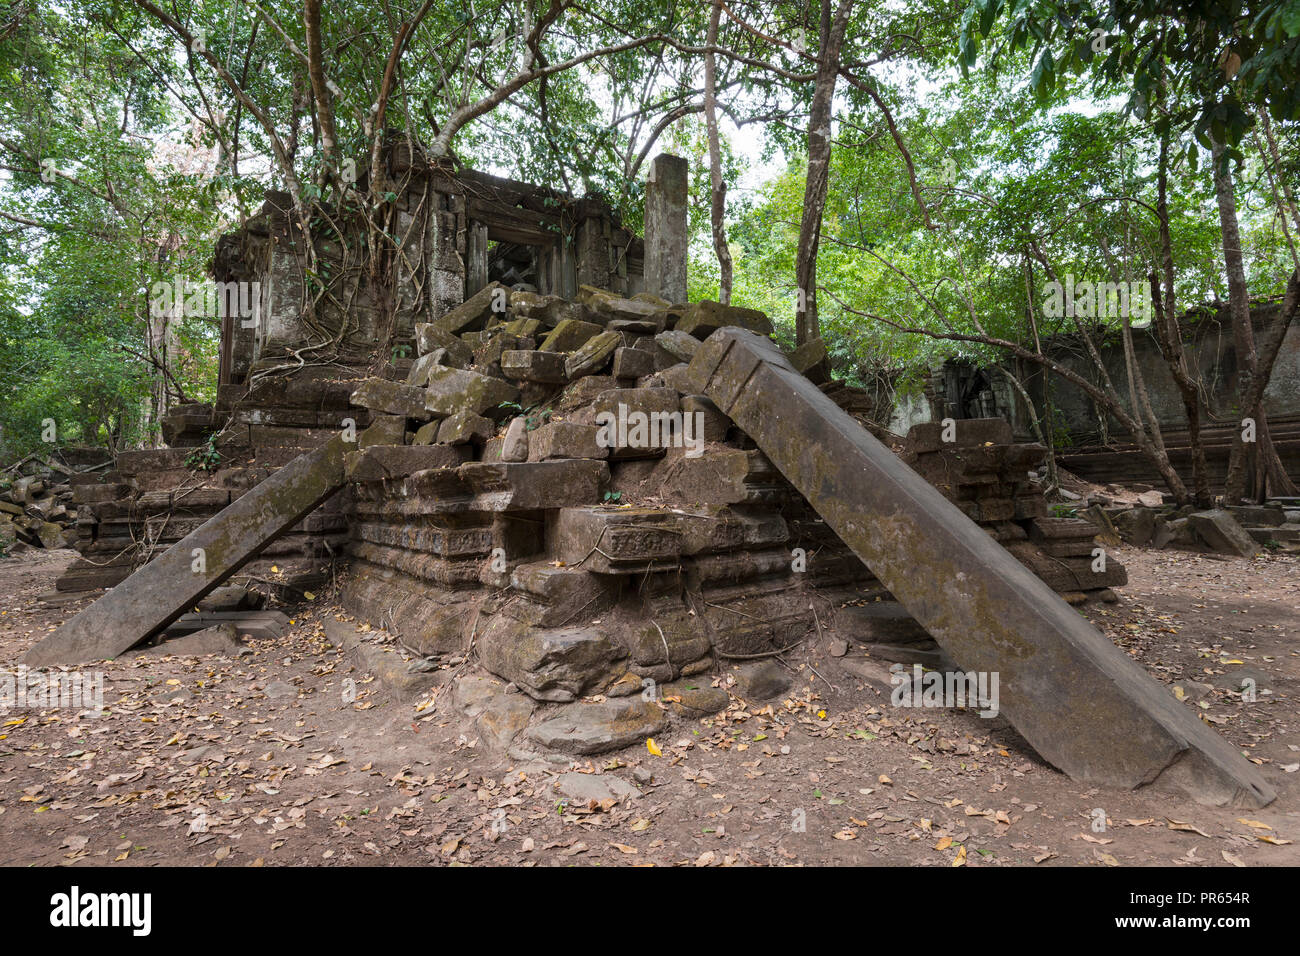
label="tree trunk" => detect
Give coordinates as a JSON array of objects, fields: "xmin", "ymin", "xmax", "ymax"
[
  {"xmin": 303, "ymin": 0, "xmax": 337, "ymax": 180},
  {"xmin": 1021, "ymin": 258, "xmax": 1057, "ymax": 490},
  {"xmin": 1150, "ymin": 132, "xmax": 1212, "ymax": 505},
  {"xmin": 1224, "ymin": 269, "xmax": 1300, "ymax": 498},
  {"xmin": 1100, "ymin": 236, "xmax": 1173, "ymax": 497},
  {"xmin": 703, "ymin": 0, "xmax": 733, "ymax": 303},
  {"xmin": 1212, "ymin": 138, "xmax": 1295, "ymax": 501},
  {"xmin": 794, "ymin": 0, "xmax": 853, "ymax": 344}
]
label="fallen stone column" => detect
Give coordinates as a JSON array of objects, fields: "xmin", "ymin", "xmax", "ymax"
[
  {"xmin": 687, "ymin": 327, "xmax": 1274, "ymax": 808},
  {"xmin": 26, "ymin": 434, "xmax": 353, "ymax": 667}
]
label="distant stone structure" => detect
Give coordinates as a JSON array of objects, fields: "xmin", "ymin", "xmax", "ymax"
[{"xmin": 912, "ymin": 301, "xmax": 1300, "ymax": 491}]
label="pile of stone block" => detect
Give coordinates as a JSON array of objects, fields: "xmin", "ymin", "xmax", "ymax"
[
  {"xmin": 48, "ymin": 278, "xmax": 1130, "ymax": 731},
  {"xmin": 0, "ymin": 468, "xmax": 76, "ymax": 551},
  {"xmin": 1230, "ymin": 500, "xmax": 1300, "ymax": 554},
  {"xmin": 901, "ymin": 418, "xmax": 1126, "ymax": 601},
  {"xmin": 337, "ymin": 285, "xmax": 805, "ymax": 720},
  {"xmin": 31, "ymin": 149, "xmax": 1277, "ymax": 804},
  {"xmin": 1106, "ymin": 499, "xmax": 1300, "ymax": 557},
  {"xmin": 0, "ymin": 449, "xmax": 115, "ymax": 553},
  {"xmin": 1, "ymin": 468, "xmax": 72, "ymax": 546},
  {"xmin": 325, "ymin": 287, "xmax": 1137, "ymax": 753}
]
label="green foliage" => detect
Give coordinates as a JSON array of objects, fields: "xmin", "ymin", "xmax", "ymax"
[
  {"xmin": 523, "ymin": 406, "xmax": 552, "ymax": 431},
  {"xmin": 961, "ymin": 1, "xmax": 1300, "ymax": 156},
  {"xmin": 185, "ymin": 435, "xmax": 223, "ymax": 472},
  {"xmin": 0, "ymin": 0, "xmax": 1295, "ymax": 465},
  {"xmin": 0, "ymin": 0, "xmax": 222, "ymax": 457}
]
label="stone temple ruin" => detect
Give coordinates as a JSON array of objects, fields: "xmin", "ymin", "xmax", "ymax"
[{"xmin": 27, "ymin": 150, "xmax": 1273, "ymax": 809}]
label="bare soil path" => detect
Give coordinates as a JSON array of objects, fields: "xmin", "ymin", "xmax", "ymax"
[{"xmin": 1, "ymin": 546, "xmax": 1296, "ymax": 867}]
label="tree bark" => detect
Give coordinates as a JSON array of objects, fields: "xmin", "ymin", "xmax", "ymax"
[
  {"xmin": 704, "ymin": 0, "xmax": 733, "ymax": 303},
  {"xmin": 1212, "ymin": 139, "xmax": 1297, "ymax": 501},
  {"xmin": 303, "ymin": 0, "xmax": 337, "ymax": 178},
  {"xmin": 794, "ymin": 0, "xmax": 853, "ymax": 344},
  {"xmin": 1151, "ymin": 132, "xmax": 1212, "ymax": 505},
  {"xmin": 1224, "ymin": 270, "xmax": 1300, "ymax": 499},
  {"xmin": 1100, "ymin": 235, "xmax": 1172, "ymax": 497},
  {"xmin": 1216, "ymin": 138, "xmax": 1300, "ymax": 504},
  {"xmin": 1022, "ymin": 257, "xmax": 1057, "ymax": 490}
]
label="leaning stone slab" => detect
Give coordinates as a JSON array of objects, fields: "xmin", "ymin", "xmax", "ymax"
[
  {"xmin": 424, "ymin": 366, "xmax": 519, "ymax": 417},
  {"xmin": 26, "ymin": 434, "xmax": 353, "ymax": 667},
  {"xmin": 1189, "ymin": 510, "xmax": 1262, "ymax": 558},
  {"xmin": 686, "ymin": 327, "xmax": 1274, "ymax": 808},
  {"xmin": 432, "ymin": 281, "xmax": 507, "ymax": 334}
]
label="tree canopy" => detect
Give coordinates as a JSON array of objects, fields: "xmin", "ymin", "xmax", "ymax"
[{"xmin": 1, "ymin": 0, "xmax": 1297, "ymax": 502}]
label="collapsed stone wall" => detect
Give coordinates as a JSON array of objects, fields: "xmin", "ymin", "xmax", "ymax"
[
  {"xmin": 57, "ymin": 156, "xmax": 643, "ymax": 599},
  {"xmin": 0, "ymin": 447, "xmax": 112, "ymax": 553},
  {"xmin": 332, "ymin": 281, "xmax": 1124, "ymax": 722},
  {"xmin": 212, "ymin": 156, "xmax": 644, "ymax": 396},
  {"xmin": 60, "ymin": 284, "xmax": 1123, "ymax": 700},
  {"xmin": 57, "ymin": 415, "xmax": 351, "ymax": 599},
  {"xmin": 55, "ymin": 157, "xmax": 1124, "ymax": 752}
]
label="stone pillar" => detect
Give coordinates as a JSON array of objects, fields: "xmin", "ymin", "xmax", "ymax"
[{"xmin": 643, "ymin": 154, "xmax": 688, "ymax": 304}]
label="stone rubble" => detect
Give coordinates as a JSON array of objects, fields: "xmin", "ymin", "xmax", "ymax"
[{"xmin": 44, "ymin": 282, "xmax": 1146, "ymax": 757}]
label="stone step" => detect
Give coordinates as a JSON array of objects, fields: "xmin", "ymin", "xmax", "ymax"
[
  {"xmin": 163, "ymin": 610, "xmax": 291, "ymax": 640},
  {"xmin": 1247, "ymin": 525, "xmax": 1300, "ymax": 544}
]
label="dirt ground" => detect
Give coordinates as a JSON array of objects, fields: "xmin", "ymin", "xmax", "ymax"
[{"xmin": 1, "ymin": 545, "xmax": 1296, "ymax": 868}]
